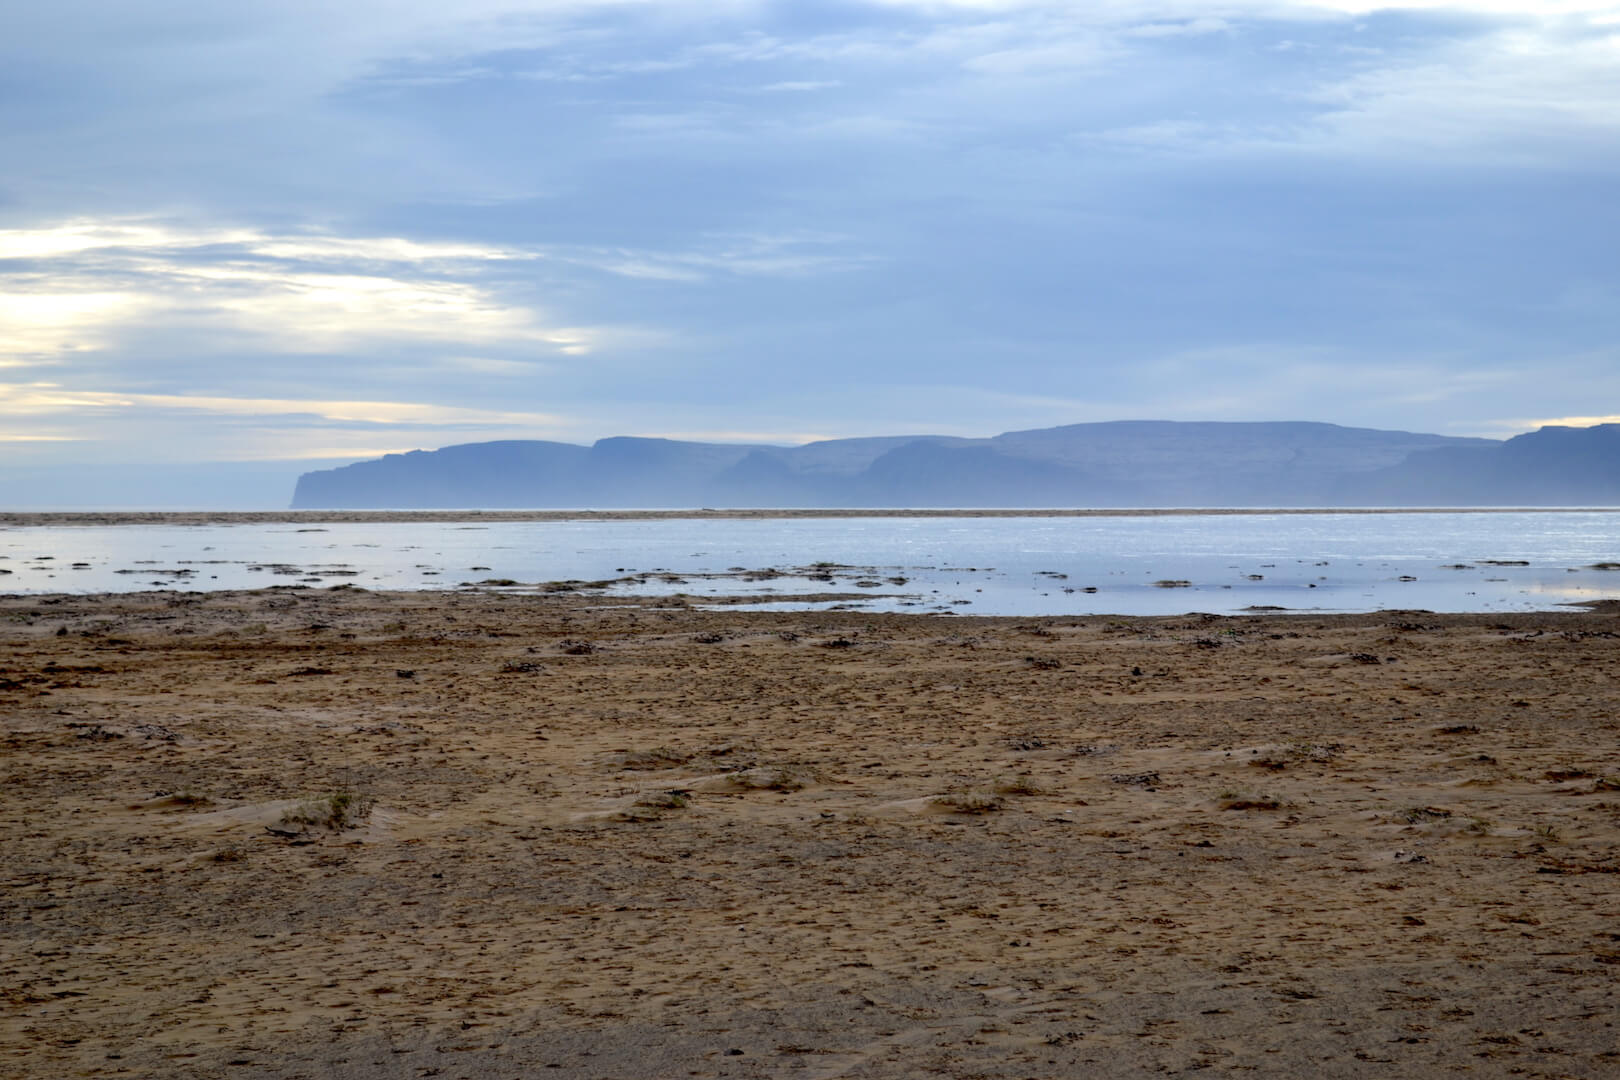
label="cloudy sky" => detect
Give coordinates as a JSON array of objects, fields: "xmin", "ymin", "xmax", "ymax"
[{"xmin": 3, "ymin": 0, "xmax": 1618, "ymax": 500}]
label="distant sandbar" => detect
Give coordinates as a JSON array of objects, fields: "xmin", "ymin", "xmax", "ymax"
[{"xmin": 4, "ymin": 506, "xmax": 1617, "ymax": 527}]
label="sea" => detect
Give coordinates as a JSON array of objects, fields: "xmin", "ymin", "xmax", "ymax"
[{"xmin": 2, "ymin": 511, "xmax": 1618, "ymax": 616}]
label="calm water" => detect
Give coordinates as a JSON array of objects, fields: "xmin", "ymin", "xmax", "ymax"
[{"xmin": 2, "ymin": 512, "xmax": 1618, "ymax": 615}]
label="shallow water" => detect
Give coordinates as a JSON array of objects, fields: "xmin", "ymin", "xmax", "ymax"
[{"xmin": 1, "ymin": 511, "xmax": 1617, "ymax": 615}]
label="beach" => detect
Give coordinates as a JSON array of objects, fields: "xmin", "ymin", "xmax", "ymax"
[{"xmin": 3, "ymin": 587, "xmax": 1618, "ymax": 1078}]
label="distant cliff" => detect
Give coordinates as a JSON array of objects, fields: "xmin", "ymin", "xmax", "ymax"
[{"xmin": 283, "ymin": 419, "xmax": 1598, "ymax": 508}]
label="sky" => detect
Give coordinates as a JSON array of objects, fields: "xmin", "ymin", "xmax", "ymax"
[{"xmin": 2, "ymin": 0, "xmax": 1619, "ymax": 504}]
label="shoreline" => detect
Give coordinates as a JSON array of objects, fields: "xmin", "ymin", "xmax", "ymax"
[
  {"xmin": 5, "ymin": 582, "xmax": 1620, "ymax": 617},
  {"xmin": 4, "ymin": 583, "xmax": 1618, "ymax": 618},
  {"xmin": 3, "ymin": 504, "xmax": 1618, "ymax": 527}
]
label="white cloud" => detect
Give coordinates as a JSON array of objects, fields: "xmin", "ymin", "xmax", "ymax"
[
  {"xmin": 0, "ymin": 222, "xmax": 255, "ymax": 260},
  {"xmin": 1517, "ymin": 414, "xmax": 1620, "ymax": 428},
  {"xmin": 867, "ymin": 1, "xmax": 1617, "ymax": 14},
  {"xmin": 439, "ymin": 355, "xmax": 554, "ymax": 375},
  {"xmin": 1299, "ymin": 25, "xmax": 1620, "ymax": 159},
  {"xmin": 759, "ymin": 80, "xmax": 842, "ymax": 92},
  {"xmin": 634, "ymin": 428, "xmax": 837, "ymax": 444},
  {"xmin": 1296, "ymin": 1, "xmax": 1615, "ymax": 12},
  {"xmin": 0, "ymin": 219, "xmax": 869, "ymax": 368},
  {"xmin": 0, "ymin": 220, "xmax": 595, "ymax": 364},
  {"xmin": 165, "ymin": 265, "xmax": 589, "ymax": 352},
  {"xmin": 0, "ymin": 268, "xmax": 584, "ymax": 364},
  {"xmin": 0, "ymin": 220, "xmax": 524, "ymax": 266},
  {"xmin": 269, "ymin": 444, "xmax": 429, "ymax": 460},
  {"xmin": 0, "ymin": 381, "xmax": 567, "ymax": 428},
  {"xmin": 0, "ymin": 290, "xmax": 152, "ymax": 363},
  {"xmin": 961, "ymin": 38, "xmax": 1112, "ymax": 74}
]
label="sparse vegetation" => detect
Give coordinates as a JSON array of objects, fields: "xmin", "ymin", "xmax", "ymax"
[
  {"xmin": 614, "ymin": 789, "xmax": 693, "ymax": 821},
  {"xmin": 932, "ymin": 790, "xmax": 1004, "ymax": 814},
  {"xmin": 727, "ymin": 765, "xmax": 810, "ymax": 791},
  {"xmin": 281, "ymin": 791, "xmax": 373, "ymax": 831},
  {"xmin": 147, "ymin": 789, "xmax": 212, "ymax": 808},
  {"xmin": 993, "ymin": 774, "xmax": 1042, "ymax": 796},
  {"xmin": 1394, "ymin": 806, "xmax": 1452, "ymax": 825},
  {"xmin": 635, "ymin": 789, "xmax": 690, "ymax": 810},
  {"xmin": 1250, "ymin": 743, "xmax": 1343, "ymax": 770},
  {"xmin": 614, "ymin": 747, "xmax": 690, "ymax": 770}
]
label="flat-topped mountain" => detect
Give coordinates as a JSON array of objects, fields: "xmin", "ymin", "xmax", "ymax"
[{"xmin": 281, "ymin": 419, "xmax": 1619, "ymax": 508}]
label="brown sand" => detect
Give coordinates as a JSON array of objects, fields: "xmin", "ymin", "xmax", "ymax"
[{"xmin": 3, "ymin": 588, "xmax": 1618, "ymax": 1078}]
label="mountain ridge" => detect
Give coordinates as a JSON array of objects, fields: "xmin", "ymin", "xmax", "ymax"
[{"xmin": 289, "ymin": 420, "xmax": 1619, "ymax": 509}]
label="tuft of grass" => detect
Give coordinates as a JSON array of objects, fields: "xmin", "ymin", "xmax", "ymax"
[
  {"xmin": 993, "ymin": 774, "xmax": 1043, "ymax": 796},
  {"xmin": 1394, "ymin": 806, "xmax": 1452, "ymax": 825},
  {"xmin": 615, "ymin": 747, "xmax": 690, "ymax": 771},
  {"xmin": 932, "ymin": 791, "xmax": 1004, "ymax": 814},
  {"xmin": 634, "ymin": 789, "xmax": 691, "ymax": 810},
  {"xmin": 728, "ymin": 765, "xmax": 810, "ymax": 792},
  {"xmin": 615, "ymin": 789, "xmax": 693, "ymax": 822},
  {"xmin": 281, "ymin": 791, "xmax": 373, "ymax": 832}
]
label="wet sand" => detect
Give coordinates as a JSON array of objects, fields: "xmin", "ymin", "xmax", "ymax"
[
  {"xmin": 3, "ymin": 588, "xmax": 1619, "ymax": 1078},
  {"xmin": 4, "ymin": 507, "xmax": 1616, "ymax": 528}
]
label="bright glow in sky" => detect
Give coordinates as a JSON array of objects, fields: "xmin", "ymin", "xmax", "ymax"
[{"xmin": 2, "ymin": 0, "xmax": 1618, "ymax": 494}]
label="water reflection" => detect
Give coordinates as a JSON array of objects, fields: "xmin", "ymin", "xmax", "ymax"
[{"xmin": 1, "ymin": 512, "xmax": 1616, "ymax": 616}]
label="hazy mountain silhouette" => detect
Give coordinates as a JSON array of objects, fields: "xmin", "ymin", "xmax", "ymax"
[
  {"xmin": 1338, "ymin": 424, "xmax": 1620, "ymax": 505},
  {"xmin": 284, "ymin": 420, "xmax": 1618, "ymax": 509}
]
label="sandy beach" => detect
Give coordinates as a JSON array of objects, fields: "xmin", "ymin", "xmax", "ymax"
[{"xmin": 3, "ymin": 587, "xmax": 1618, "ymax": 1078}]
